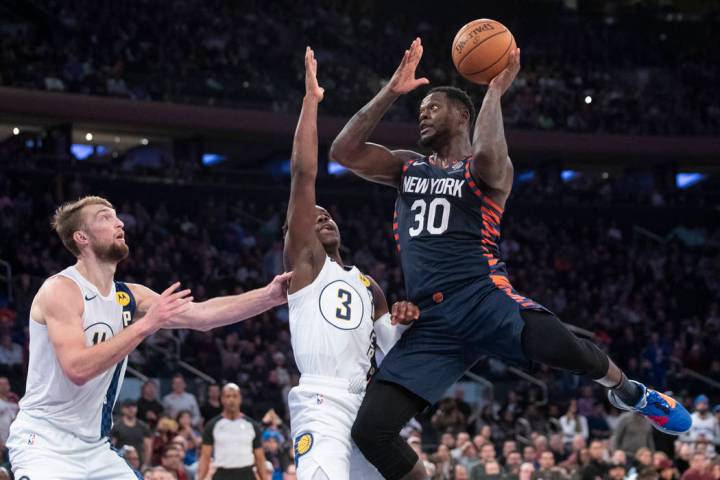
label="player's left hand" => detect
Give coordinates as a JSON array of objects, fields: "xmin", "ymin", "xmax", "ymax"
[
  {"xmin": 489, "ymin": 47, "xmax": 521, "ymax": 96},
  {"xmin": 304, "ymin": 46, "xmax": 324, "ymax": 102},
  {"xmin": 391, "ymin": 301, "xmax": 420, "ymax": 325},
  {"xmin": 266, "ymin": 271, "xmax": 293, "ymax": 306}
]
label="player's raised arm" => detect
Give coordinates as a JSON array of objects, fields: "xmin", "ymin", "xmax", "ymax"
[
  {"xmin": 282, "ymin": 47, "xmax": 328, "ymax": 292},
  {"xmin": 470, "ymin": 47, "xmax": 521, "ymax": 192},
  {"xmin": 329, "ymin": 38, "xmax": 428, "ymax": 188}
]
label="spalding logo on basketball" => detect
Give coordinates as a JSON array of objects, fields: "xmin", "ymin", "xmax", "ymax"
[
  {"xmin": 84, "ymin": 322, "xmax": 115, "ymax": 346},
  {"xmin": 319, "ymin": 280, "xmax": 365, "ymax": 330}
]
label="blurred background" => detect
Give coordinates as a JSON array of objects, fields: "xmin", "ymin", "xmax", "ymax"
[{"xmin": 0, "ymin": 0, "xmax": 719, "ymax": 479}]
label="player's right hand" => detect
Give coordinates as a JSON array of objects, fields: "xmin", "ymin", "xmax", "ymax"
[
  {"xmin": 391, "ymin": 300, "xmax": 420, "ymax": 325},
  {"xmin": 304, "ymin": 46, "xmax": 324, "ymax": 102},
  {"xmin": 144, "ymin": 282, "xmax": 193, "ymax": 331},
  {"xmin": 388, "ymin": 38, "xmax": 430, "ymax": 95}
]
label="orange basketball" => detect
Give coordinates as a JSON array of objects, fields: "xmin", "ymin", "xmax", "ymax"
[{"xmin": 452, "ymin": 19, "xmax": 516, "ymax": 85}]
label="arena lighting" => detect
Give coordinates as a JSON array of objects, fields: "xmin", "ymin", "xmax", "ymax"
[
  {"xmin": 584, "ymin": 96, "xmax": 592, "ymax": 104},
  {"xmin": 202, "ymin": 153, "xmax": 227, "ymax": 166},
  {"xmin": 602, "ymin": 172, "xmax": 609, "ymax": 179},
  {"xmin": 676, "ymin": 172, "xmax": 706, "ymax": 189},
  {"xmin": 85, "ymin": 133, "xmax": 93, "ymax": 141},
  {"xmin": 516, "ymin": 170, "xmax": 535, "ymax": 183},
  {"xmin": 71, "ymin": 144, "xmax": 94, "ymax": 160},
  {"xmin": 114, "ymin": 136, "xmax": 120, "ymax": 143},
  {"xmin": 328, "ymin": 161, "xmax": 348, "ymax": 175},
  {"xmin": 12, "ymin": 127, "xmax": 19, "ymax": 135},
  {"xmin": 140, "ymin": 138, "xmax": 149, "ymax": 145},
  {"xmin": 561, "ymin": 170, "xmax": 580, "ymax": 182}
]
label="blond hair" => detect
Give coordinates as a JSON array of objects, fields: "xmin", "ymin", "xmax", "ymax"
[{"xmin": 50, "ymin": 196, "xmax": 114, "ymax": 257}]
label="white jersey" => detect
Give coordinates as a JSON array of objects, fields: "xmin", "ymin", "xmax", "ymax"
[
  {"xmin": 288, "ymin": 256, "xmax": 376, "ymax": 383},
  {"xmin": 17, "ymin": 266, "xmax": 132, "ymax": 442},
  {"xmin": 688, "ymin": 412, "xmax": 717, "ymax": 442}
]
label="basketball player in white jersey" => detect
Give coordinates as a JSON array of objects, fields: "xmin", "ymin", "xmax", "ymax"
[
  {"xmin": 6, "ymin": 195, "xmax": 292, "ymax": 479},
  {"xmin": 283, "ymin": 48, "xmax": 420, "ymax": 480}
]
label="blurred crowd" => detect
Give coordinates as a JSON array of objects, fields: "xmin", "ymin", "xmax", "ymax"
[
  {"xmin": 0, "ymin": 165, "xmax": 719, "ymax": 480},
  {"xmin": 1, "ymin": 0, "xmax": 719, "ymax": 135}
]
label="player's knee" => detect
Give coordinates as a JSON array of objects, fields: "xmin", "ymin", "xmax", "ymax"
[{"xmin": 351, "ymin": 415, "xmax": 378, "ymax": 454}]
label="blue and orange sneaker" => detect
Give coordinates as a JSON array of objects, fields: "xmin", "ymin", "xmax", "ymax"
[{"xmin": 608, "ymin": 381, "xmax": 692, "ymax": 435}]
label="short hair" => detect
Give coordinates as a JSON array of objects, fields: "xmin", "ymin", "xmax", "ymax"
[
  {"xmin": 428, "ymin": 86, "xmax": 476, "ymax": 126},
  {"xmin": 222, "ymin": 382, "xmax": 241, "ymax": 393},
  {"xmin": 51, "ymin": 196, "xmax": 113, "ymax": 257}
]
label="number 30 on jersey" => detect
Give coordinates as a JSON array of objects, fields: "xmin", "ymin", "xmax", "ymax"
[
  {"xmin": 319, "ymin": 281, "xmax": 365, "ymax": 330},
  {"xmin": 408, "ymin": 198, "xmax": 451, "ymax": 237}
]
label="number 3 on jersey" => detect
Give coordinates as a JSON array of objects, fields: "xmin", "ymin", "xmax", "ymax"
[
  {"xmin": 319, "ymin": 281, "xmax": 365, "ymax": 330},
  {"xmin": 408, "ymin": 198, "xmax": 451, "ymax": 237}
]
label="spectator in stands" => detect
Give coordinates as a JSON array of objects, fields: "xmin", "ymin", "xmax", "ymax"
[
  {"xmin": 471, "ymin": 459, "xmax": 502, "ymax": 480},
  {"xmin": 262, "ymin": 430, "xmax": 289, "ymax": 479},
  {"xmin": 581, "ymin": 440, "xmax": 608, "ymax": 480},
  {"xmin": 138, "ymin": 380, "xmax": 164, "ymax": 430},
  {"xmin": 455, "ymin": 464, "xmax": 470, "ymax": 480},
  {"xmin": 686, "ymin": 395, "xmax": 717, "ymax": 445},
  {"xmin": 200, "ymin": 383, "xmax": 222, "ymax": 422},
  {"xmin": 658, "ymin": 459, "xmax": 680, "ymax": 480},
  {"xmin": 111, "ymin": 399, "xmax": 153, "ymax": 469},
  {"xmin": 0, "ymin": 377, "xmax": 18, "ymax": 447},
  {"xmin": 519, "ymin": 462, "xmax": 535, "ymax": 480},
  {"xmin": 120, "ymin": 445, "xmax": 141, "ymax": 471},
  {"xmin": 523, "ymin": 446, "xmax": 538, "ymax": 467},
  {"xmin": 536, "ymin": 451, "xmax": 568, "ymax": 480},
  {"xmin": 282, "ymin": 464, "xmax": 296, "ymax": 480},
  {"xmin": 159, "ymin": 444, "xmax": 191, "ymax": 480},
  {"xmin": 559, "ymin": 400, "xmax": 589, "ymax": 445},
  {"xmin": 433, "ymin": 398, "xmax": 468, "ymax": 436},
  {"xmin": 163, "ymin": 374, "xmax": 201, "ymax": 427},
  {"xmin": 608, "ymin": 462, "xmax": 627, "ymax": 480},
  {"xmin": 176, "ymin": 410, "xmax": 202, "ymax": 466},
  {"xmin": 681, "ymin": 453, "xmax": 713, "ymax": 480},
  {"xmin": 586, "ymin": 403, "xmax": 612, "ymax": 440},
  {"xmin": 612, "ymin": 412, "xmax": 655, "ymax": 455},
  {"xmin": 0, "ymin": 334, "xmax": 22, "ymax": 374},
  {"xmin": 151, "ymin": 417, "xmax": 179, "ymax": 466},
  {"xmin": 505, "ymin": 452, "xmax": 522, "ymax": 478}
]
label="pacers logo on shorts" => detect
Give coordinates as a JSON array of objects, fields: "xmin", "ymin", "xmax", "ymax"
[
  {"xmin": 116, "ymin": 291, "xmax": 131, "ymax": 307},
  {"xmin": 294, "ymin": 432, "xmax": 314, "ymax": 466}
]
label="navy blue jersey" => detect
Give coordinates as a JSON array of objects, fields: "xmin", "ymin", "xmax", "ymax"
[{"xmin": 394, "ymin": 157, "xmax": 506, "ymax": 302}]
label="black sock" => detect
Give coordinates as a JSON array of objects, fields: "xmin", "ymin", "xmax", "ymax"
[{"xmin": 612, "ymin": 374, "xmax": 643, "ymax": 406}]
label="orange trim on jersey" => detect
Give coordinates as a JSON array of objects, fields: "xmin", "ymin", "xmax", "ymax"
[
  {"xmin": 482, "ymin": 196, "xmax": 504, "ymax": 214},
  {"xmin": 490, "ymin": 274, "xmax": 530, "ymax": 305},
  {"xmin": 481, "ymin": 206, "xmax": 501, "ymax": 224},
  {"xmin": 482, "ymin": 221, "xmax": 500, "ymax": 237}
]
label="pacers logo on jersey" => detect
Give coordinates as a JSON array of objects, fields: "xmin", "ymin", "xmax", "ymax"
[
  {"xmin": 84, "ymin": 322, "xmax": 114, "ymax": 346},
  {"xmin": 359, "ymin": 273, "xmax": 371, "ymax": 288},
  {"xmin": 294, "ymin": 432, "xmax": 314, "ymax": 466},
  {"xmin": 318, "ymin": 280, "xmax": 365, "ymax": 330},
  {"xmin": 116, "ymin": 291, "xmax": 131, "ymax": 307}
]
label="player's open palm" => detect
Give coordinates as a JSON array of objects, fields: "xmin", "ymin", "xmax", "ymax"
[
  {"xmin": 489, "ymin": 47, "xmax": 521, "ymax": 96},
  {"xmin": 391, "ymin": 301, "xmax": 420, "ymax": 325},
  {"xmin": 144, "ymin": 282, "xmax": 193, "ymax": 332},
  {"xmin": 389, "ymin": 38, "xmax": 430, "ymax": 95},
  {"xmin": 305, "ymin": 47, "xmax": 324, "ymax": 102}
]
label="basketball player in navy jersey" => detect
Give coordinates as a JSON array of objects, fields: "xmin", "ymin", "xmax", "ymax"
[
  {"xmin": 330, "ymin": 38, "xmax": 691, "ymax": 480},
  {"xmin": 7, "ymin": 195, "xmax": 291, "ymax": 480}
]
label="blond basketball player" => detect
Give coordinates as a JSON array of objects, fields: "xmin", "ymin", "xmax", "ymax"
[
  {"xmin": 7, "ymin": 196, "xmax": 291, "ymax": 480},
  {"xmin": 283, "ymin": 48, "xmax": 419, "ymax": 480}
]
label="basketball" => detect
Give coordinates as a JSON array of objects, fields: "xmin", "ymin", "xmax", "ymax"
[{"xmin": 452, "ymin": 19, "xmax": 516, "ymax": 84}]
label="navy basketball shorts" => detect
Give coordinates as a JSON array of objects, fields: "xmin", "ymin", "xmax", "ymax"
[{"xmin": 375, "ymin": 274, "xmax": 549, "ymax": 404}]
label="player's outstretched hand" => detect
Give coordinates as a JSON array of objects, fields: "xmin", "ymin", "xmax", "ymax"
[
  {"xmin": 144, "ymin": 282, "xmax": 193, "ymax": 331},
  {"xmin": 388, "ymin": 38, "xmax": 430, "ymax": 95},
  {"xmin": 391, "ymin": 300, "xmax": 420, "ymax": 325},
  {"xmin": 304, "ymin": 47, "xmax": 324, "ymax": 102},
  {"xmin": 489, "ymin": 47, "xmax": 521, "ymax": 96},
  {"xmin": 266, "ymin": 271, "xmax": 293, "ymax": 306}
]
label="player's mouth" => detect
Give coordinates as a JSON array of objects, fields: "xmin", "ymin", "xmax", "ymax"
[
  {"xmin": 319, "ymin": 223, "xmax": 335, "ymax": 233},
  {"xmin": 420, "ymin": 123, "xmax": 433, "ymax": 136}
]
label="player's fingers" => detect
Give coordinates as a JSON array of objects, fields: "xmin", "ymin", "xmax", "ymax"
[
  {"xmin": 161, "ymin": 281, "xmax": 181, "ymax": 297},
  {"xmin": 169, "ymin": 301, "xmax": 193, "ymax": 317},
  {"xmin": 413, "ymin": 78, "xmax": 430, "ymax": 88},
  {"xmin": 167, "ymin": 288, "xmax": 192, "ymax": 301}
]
